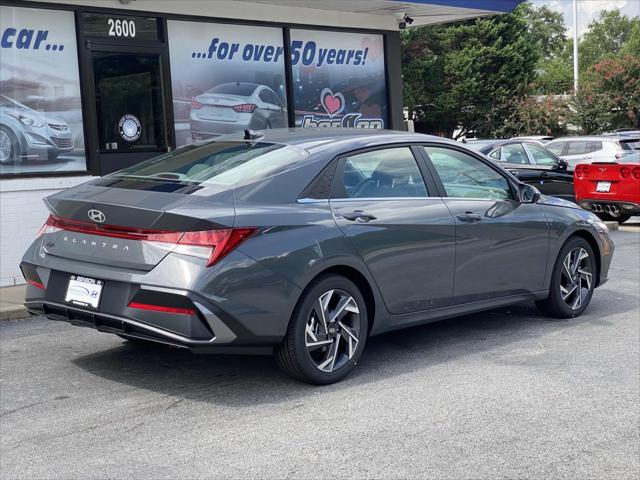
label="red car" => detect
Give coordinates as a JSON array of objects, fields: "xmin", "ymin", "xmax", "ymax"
[{"xmin": 574, "ymin": 154, "xmax": 640, "ymax": 223}]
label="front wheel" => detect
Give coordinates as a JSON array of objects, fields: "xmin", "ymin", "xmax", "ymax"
[
  {"xmin": 275, "ymin": 275, "xmax": 368, "ymax": 384},
  {"xmin": 536, "ymin": 237, "xmax": 596, "ymax": 318},
  {"xmin": 0, "ymin": 126, "xmax": 20, "ymax": 164}
]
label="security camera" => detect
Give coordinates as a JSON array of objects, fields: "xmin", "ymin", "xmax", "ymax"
[
  {"xmin": 404, "ymin": 14, "xmax": 414, "ymax": 25},
  {"xmin": 398, "ymin": 13, "xmax": 414, "ymax": 29},
  {"xmin": 398, "ymin": 20, "xmax": 407, "ymax": 30}
]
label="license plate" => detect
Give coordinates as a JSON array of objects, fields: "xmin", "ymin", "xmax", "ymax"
[
  {"xmin": 596, "ymin": 181, "xmax": 611, "ymax": 192},
  {"xmin": 65, "ymin": 275, "xmax": 103, "ymax": 309}
]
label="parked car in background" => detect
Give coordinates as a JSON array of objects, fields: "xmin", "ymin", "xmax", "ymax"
[
  {"xmin": 574, "ymin": 152, "xmax": 640, "ymax": 223},
  {"xmin": 21, "ymin": 129, "xmax": 614, "ymax": 384},
  {"xmin": 511, "ymin": 135, "xmax": 554, "ymax": 144},
  {"xmin": 190, "ymin": 82, "xmax": 287, "ymax": 139},
  {"xmin": 0, "ymin": 94, "xmax": 74, "ymax": 164},
  {"xmin": 466, "ymin": 139, "xmax": 575, "ymax": 202},
  {"xmin": 546, "ymin": 135, "xmax": 640, "ymax": 167}
]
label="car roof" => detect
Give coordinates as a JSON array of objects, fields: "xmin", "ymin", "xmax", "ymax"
[
  {"xmin": 208, "ymin": 128, "xmax": 458, "ymax": 152},
  {"xmin": 547, "ymin": 136, "xmax": 636, "ymax": 143}
]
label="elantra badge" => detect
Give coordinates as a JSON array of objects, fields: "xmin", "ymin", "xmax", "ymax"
[{"xmin": 88, "ymin": 209, "xmax": 106, "ymax": 223}]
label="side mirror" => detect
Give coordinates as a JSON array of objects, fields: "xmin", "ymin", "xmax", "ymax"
[
  {"xmin": 555, "ymin": 158, "xmax": 568, "ymax": 171},
  {"xmin": 519, "ymin": 183, "xmax": 541, "ymax": 204}
]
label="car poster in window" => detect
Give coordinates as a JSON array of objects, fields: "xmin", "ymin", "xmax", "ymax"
[
  {"xmin": 167, "ymin": 20, "xmax": 288, "ymax": 147},
  {"xmin": 290, "ymin": 29, "xmax": 387, "ymax": 130},
  {"xmin": 0, "ymin": 5, "xmax": 87, "ymax": 175}
]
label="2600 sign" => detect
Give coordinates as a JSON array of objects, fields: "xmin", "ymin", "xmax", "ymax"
[{"xmin": 107, "ymin": 18, "xmax": 136, "ymax": 38}]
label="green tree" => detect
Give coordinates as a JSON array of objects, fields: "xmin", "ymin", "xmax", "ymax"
[
  {"xmin": 402, "ymin": 3, "xmax": 538, "ymax": 138},
  {"xmin": 579, "ymin": 10, "xmax": 640, "ymax": 72},
  {"xmin": 519, "ymin": 2, "xmax": 567, "ymax": 59},
  {"xmin": 494, "ymin": 96, "xmax": 568, "ymax": 137}
]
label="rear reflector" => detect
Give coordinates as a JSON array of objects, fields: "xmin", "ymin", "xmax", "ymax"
[
  {"xmin": 128, "ymin": 301, "xmax": 196, "ymax": 316},
  {"xmin": 37, "ymin": 215, "xmax": 256, "ymax": 267},
  {"xmin": 27, "ymin": 279, "xmax": 45, "ymax": 290}
]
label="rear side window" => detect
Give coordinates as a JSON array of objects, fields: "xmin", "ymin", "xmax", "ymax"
[
  {"xmin": 591, "ymin": 141, "xmax": 603, "ymax": 152},
  {"xmin": 423, "ymin": 146, "xmax": 513, "ymax": 200},
  {"xmin": 337, "ymin": 147, "xmax": 428, "ymax": 199},
  {"xmin": 114, "ymin": 141, "xmax": 308, "ymax": 186},
  {"xmin": 501, "ymin": 144, "xmax": 530, "ymax": 164},
  {"xmin": 566, "ymin": 141, "xmax": 593, "ymax": 155}
]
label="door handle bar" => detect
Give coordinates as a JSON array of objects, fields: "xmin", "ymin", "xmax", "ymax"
[{"xmin": 342, "ymin": 211, "xmax": 377, "ymax": 222}]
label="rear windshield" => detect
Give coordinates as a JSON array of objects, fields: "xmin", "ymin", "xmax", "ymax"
[
  {"xmin": 464, "ymin": 141, "xmax": 494, "ymax": 151},
  {"xmin": 206, "ymin": 83, "xmax": 257, "ymax": 96},
  {"xmin": 620, "ymin": 139, "xmax": 640, "ymax": 150},
  {"xmin": 113, "ymin": 141, "xmax": 308, "ymax": 187}
]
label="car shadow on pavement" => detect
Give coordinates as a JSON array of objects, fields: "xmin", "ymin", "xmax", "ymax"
[{"xmin": 71, "ymin": 292, "xmax": 635, "ymax": 407}]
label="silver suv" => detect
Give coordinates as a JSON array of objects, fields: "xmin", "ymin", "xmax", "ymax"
[{"xmin": 546, "ymin": 135, "xmax": 640, "ymax": 167}]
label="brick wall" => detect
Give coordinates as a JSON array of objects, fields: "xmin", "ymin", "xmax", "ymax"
[{"xmin": 0, "ymin": 176, "xmax": 94, "ymax": 287}]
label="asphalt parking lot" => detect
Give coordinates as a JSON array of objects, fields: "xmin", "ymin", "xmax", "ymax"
[{"xmin": 1, "ymin": 224, "xmax": 639, "ymax": 479}]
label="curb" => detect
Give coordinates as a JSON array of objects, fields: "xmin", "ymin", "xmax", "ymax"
[{"xmin": 0, "ymin": 307, "xmax": 30, "ymax": 321}]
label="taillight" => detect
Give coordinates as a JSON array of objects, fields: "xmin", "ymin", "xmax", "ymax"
[
  {"xmin": 232, "ymin": 103, "xmax": 257, "ymax": 113},
  {"xmin": 191, "ymin": 98, "xmax": 203, "ymax": 109},
  {"xmin": 175, "ymin": 228, "xmax": 257, "ymax": 267},
  {"xmin": 620, "ymin": 166, "xmax": 631, "ymax": 179},
  {"xmin": 575, "ymin": 165, "xmax": 590, "ymax": 178},
  {"xmin": 27, "ymin": 279, "xmax": 46, "ymax": 290},
  {"xmin": 36, "ymin": 215, "xmax": 256, "ymax": 267},
  {"xmin": 633, "ymin": 167, "xmax": 640, "ymax": 180}
]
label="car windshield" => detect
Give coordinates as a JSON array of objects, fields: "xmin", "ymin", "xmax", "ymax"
[
  {"xmin": 206, "ymin": 83, "xmax": 257, "ymax": 96},
  {"xmin": 113, "ymin": 141, "xmax": 309, "ymax": 186},
  {"xmin": 620, "ymin": 139, "xmax": 640, "ymax": 150},
  {"xmin": 622, "ymin": 152, "xmax": 640, "ymax": 162}
]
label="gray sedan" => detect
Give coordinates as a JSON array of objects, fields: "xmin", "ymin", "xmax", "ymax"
[{"xmin": 21, "ymin": 129, "xmax": 614, "ymax": 384}]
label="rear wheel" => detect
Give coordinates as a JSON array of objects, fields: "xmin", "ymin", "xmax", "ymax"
[
  {"xmin": 536, "ymin": 237, "xmax": 596, "ymax": 318},
  {"xmin": 275, "ymin": 274, "xmax": 368, "ymax": 384}
]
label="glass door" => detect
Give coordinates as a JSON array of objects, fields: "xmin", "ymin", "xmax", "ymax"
[{"xmin": 91, "ymin": 51, "xmax": 166, "ymax": 152}]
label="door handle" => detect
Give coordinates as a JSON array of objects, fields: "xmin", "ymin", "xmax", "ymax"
[
  {"xmin": 456, "ymin": 212, "xmax": 483, "ymax": 223},
  {"xmin": 541, "ymin": 172, "xmax": 550, "ymax": 178},
  {"xmin": 342, "ymin": 210, "xmax": 377, "ymax": 222},
  {"xmin": 509, "ymin": 169, "xmax": 519, "ymax": 176}
]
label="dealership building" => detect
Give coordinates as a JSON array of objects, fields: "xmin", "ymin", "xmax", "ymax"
[{"xmin": 0, "ymin": 0, "xmax": 520, "ymax": 286}]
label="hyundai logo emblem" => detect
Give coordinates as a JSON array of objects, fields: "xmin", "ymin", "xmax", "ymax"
[{"xmin": 88, "ymin": 209, "xmax": 106, "ymax": 224}]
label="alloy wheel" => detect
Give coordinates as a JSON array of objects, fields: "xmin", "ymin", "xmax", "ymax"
[
  {"xmin": 0, "ymin": 130, "xmax": 12, "ymax": 163},
  {"xmin": 304, "ymin": 289, "xmax": 361, "ymax": 373},
  {"xmin": 559, "ymin": 247, "xmax": 593, "ymax": 310}
]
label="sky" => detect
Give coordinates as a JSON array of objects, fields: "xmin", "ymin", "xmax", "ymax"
[{"xmin": 531, "ymin": 0, "xmax": 640, "ymax": 37}]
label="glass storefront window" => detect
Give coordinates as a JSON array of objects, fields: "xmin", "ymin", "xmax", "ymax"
[
  {"xmin": 0, "ymin": 5, "xmax": 87, "ymax": 175},
  {"xmin": 290, "ymin": 29, "xmax": 388, "ymax": 130},
  {"xmin": 167, "ymin": 20, "xmax": 288, "ymax": 147}
]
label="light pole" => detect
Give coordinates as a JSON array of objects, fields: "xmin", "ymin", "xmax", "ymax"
[{"xmin": 573, "ymin": 0, "xmax": 579, "ymax": 94}]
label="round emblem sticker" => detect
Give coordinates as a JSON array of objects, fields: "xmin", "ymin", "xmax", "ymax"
[{"xmin": 118, "ymin": 114, "xmax": 141, "ymax": 142}]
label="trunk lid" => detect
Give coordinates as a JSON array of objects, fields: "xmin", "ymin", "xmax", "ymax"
[{"xmin": 41, "ymin": 182, "xmax": 235, "ymax": 271}]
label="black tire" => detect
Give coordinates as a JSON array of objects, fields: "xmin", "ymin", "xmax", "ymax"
[
  {"xmin": 275, "ymin": 274, "xmax": 368, "ymax": 385},
  {"xmin": 536, "ymin": 236, "xmax": 596, "ymax": 319},
  {"xmin": 0, "ymin": 126, "xmax": 20, "ymax": 165}
]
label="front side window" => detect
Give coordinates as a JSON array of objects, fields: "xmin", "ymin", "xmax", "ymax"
[
  {"xmin": 546, "ymin": 142, "xmax": 566, "ymax": 155},
  {"xmin": 422, "ymin": 146, "xmax": 513, "ymax": 200},
  {"xmin": 500, "ymin": 144, "xmax": 530, "ymax": 164},
  {"xmin": 338, "ymin": 148, "xmax": 428, "ymax": 199},
  {"xmin": 526, "ymin": 144, "xmax": 558, "ymax": 166}
]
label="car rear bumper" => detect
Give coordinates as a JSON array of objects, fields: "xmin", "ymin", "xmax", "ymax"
[
  {"xmin": 20, "ymin": 259, "xmax": 294, "ymax": 353},
  {"xmin": 578, "ymin": 199, "xmax": 640, "ymax": 216}
]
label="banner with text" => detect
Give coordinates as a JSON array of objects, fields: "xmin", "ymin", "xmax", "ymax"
[
  {"xmin": 167, "ymin": 20, "xmax": 287, "ymax": 147},
  {"xmin": 290, "ymin": 29, "xmax": 388, "ymax": 130},
  {"xmin": 0, "ymin": 5, "xmax": 86, "ymax": 175}
]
